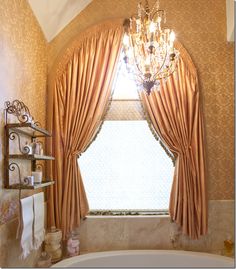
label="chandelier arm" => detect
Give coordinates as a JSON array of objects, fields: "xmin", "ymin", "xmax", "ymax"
[
  {"xmin": 131, "ymin": 39, "xmax": 147, "ymax": 79},
  {"xmin": 139, "ymin": 4, "xmax": 147, "ymax": 15},
  {"xmin": 132, "ymin": 69, "xmax": 144, "ymax": 84},
  {"xmin": 134, "ymin": 59, "xmax": 144, "ymax": 79},
  {"xmin": 130, "ymin": 44, "xmax": 144, "ymax": 77},
  {"xmin": 157, "ymin": 59, "xmax": 179, "ymax": 79},
  {"xmin": 150, "ymin": 9, "xmax": 165, "ymax": 21},
  {"xmin": 156, "ymin": 70, "xmax": 174, "ymax": 81},
  {"xmin": 144, "ymin": 0, "xmax": 149, "ymax": 15},
  {"xmin": 153, "ymin": 44, "xmax": 169, "ymax": 79},
  {"xmin": 150, "ymin": 0, "xmax": 160, "ymax": 14},
  {"xmin": 130, "ymin": 38, "xmax": 171, "ymax": 84},
  {"xmin": 125, "ymin": 49, "xmax": 144, "ymax": 83},
  {"xmin": 130, "ymin": 32, "xmax": 155, "ymax": 82}
]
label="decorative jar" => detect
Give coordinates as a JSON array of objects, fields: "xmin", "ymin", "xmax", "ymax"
[{"xmin": 66, "ymin": 229, "xmax": 80, "ymax": 257}]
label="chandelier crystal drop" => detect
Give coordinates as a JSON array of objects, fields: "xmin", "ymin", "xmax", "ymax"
[{"xmin": 122, "ymin": 0, "xmax": 180, "ymax": 95}]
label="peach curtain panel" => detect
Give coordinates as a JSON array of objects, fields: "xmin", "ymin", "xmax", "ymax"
[
  {"xmin": 47, "ymin": 23, "xmax": 123, "ymax": 237},
  {"xmin": 140, "ymin": 42, "xmax": 207, "ymax": 239}
]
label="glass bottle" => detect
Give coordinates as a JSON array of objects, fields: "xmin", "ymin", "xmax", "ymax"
[
  {"xmin": 66, "ymin": 229, "xmax": 80, "ymax": 257},
  {"xmin": 31, "ymin": 138, "xmax": 37, "ymax": 154}
]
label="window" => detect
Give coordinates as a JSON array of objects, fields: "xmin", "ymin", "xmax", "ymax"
[{"xmin": 78, "ymin": 55, "xmax": 174, "ymax": 213}]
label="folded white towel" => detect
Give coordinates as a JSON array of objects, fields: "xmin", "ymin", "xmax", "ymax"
[
  {"xmin": 33, "ymin": 192, "xmax": 45, "ymax": 249},
  {"xmin": 18, "ymin": 196, "xmax": 34, "ymax": 259}
]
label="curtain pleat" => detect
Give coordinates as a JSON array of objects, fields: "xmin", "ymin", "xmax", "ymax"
[
  {"xmin": 140, "ymin": 42, "xmax": 207, "ymax": 239},
  {"xmin": 47, "ymin": 24, "xmax": 123, "ymax": 237},
  {"xmin": 47, "ymin": 20, "xmax": 207, "ymax": 239}
]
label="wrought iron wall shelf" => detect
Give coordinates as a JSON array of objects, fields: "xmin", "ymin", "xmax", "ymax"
[
  {"xmin": 4, "ymin": 100, "xmax": 55, "ymax": 190},
  {"xmin": 8, "ymin": 180, "xmax": 55, "ymax": 190},
  {"xmin": 9, "ymin": 154, "xmax": 55, "ymax": 160},
  {"xmin": 6, "ymin": 123, "xmax": 52, "ymax": 137}
]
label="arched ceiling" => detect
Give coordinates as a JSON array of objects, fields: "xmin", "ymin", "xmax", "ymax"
[
  {"xmin": 226, "ymin": 0, "xmax": 234, "ymax": 42},
  {"xmin": 28, "ymin": 0, "xmax": 92, "ymax": 41},
  {"xmin": 28, "ymin": 0, "xmax": 234, "ymax": 42}
]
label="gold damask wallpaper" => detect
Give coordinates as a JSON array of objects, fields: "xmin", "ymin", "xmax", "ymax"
[
  {"xmin": 49, "ymin": 0, "xmax": 234, "ymax": 200},
  {"xmin": 0, "ymin": 0, "xmax": 233, "ymax": 266},
  {"xmin": 0, "ymin": 0, "xmax": 47, "ymax": 266}
]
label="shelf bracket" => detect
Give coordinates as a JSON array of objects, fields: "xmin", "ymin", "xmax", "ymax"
[{"xmin": 9, "ymin": 131, "xmax": 31, "ymax": 155}]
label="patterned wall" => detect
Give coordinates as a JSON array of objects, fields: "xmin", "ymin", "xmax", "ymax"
[
  {"xmin": 0, "ymin": 0, "xmax": 47, "ymax": 266},
  {"xmin": 48, "ymin": 0, "xmax": 234, "ymax": 200},
  {"xmin": 0, "ymin": 0, "xmax": 233, "ymax": 266}
]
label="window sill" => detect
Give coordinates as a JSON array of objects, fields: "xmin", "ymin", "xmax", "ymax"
[
  {"xmin": 86, "ymin": 210, "xmax": 170, "ymax": 217},
  {"xmin": 85, "ymin": 215, "xmax": 170, "ymax": 219}
]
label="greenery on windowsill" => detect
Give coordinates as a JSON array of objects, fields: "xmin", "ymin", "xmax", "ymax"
[{"xmin": 88, "ymin": 210, "xmax": 169, "ymax": 216}]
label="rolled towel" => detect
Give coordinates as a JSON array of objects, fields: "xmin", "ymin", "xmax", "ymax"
[{"xmin": 33, "ymin": 192, "xmax": 45, "ymax": 249}]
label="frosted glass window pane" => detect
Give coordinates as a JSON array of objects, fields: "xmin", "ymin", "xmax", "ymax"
[{"xmin": 78, "ymin": 121, "xmax": 174, "ymax": 211}]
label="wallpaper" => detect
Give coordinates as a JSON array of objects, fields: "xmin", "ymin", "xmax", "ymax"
[
  {"xmin": 49, "ymin": 0, "xmax": 234, "ymax": 201},
  {"xmin": 0, "ymin": 1, "xmax": 233, "ymax": 265},
  {"xmin": 105, "ymin": 100, "xmax": 144, "ymax": 121},
  {"xmin": 0, "ymin": 0, "xmax": 47, "ymax": 266}
]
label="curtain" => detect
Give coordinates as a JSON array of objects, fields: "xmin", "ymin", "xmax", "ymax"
[
  {"xmin": 47, "ymin": 23, "xmax": 123, "ymax": 237},
  {"xmin": 140, "ymin": 42, "xmax": 207, "ymax": 239}
]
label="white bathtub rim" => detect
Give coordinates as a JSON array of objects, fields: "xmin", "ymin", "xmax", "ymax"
[{"xmin": 52, "ymin": 249, "xmax": 234, "ymax": 267}]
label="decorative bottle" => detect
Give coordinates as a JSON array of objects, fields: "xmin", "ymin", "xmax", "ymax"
[
  {"xmin": 31, "ymin": 138, "xmax": 37, "ymax": 154},
  {"xmin": 66, "ymin": 229, "xmax": 80, "ymax": 257}
]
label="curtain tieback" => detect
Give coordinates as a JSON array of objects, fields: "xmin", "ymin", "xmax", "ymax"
[
  {"xmin": 67, "ymin": 151, "xmax": 82, "ymax": 158},
  {"xmin": 183, "ymin": 145, "xmax": 192, "ymax": 153},
  {"xmin": 181, "ymin": 145, "xmax": 192, "ymax": 158}
]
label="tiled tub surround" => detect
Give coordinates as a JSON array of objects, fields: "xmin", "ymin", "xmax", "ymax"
[
  {"xmin": 0, "ymin": 196, "xmax": 19, "ymax": 225},
  {"xmin": 0, "ymin": 218, "xmax": 41, "ymax": 267},
  {"xmin": 0, "ymin": 200, "xmax": 233, "ymax": 266},
  {"xmin": 77, "ymin": 200, "xmax": 234, "ymax": 257},
  {"xmin": 0, "ymin": 201, "xmax": 47, "ymax": 267}
]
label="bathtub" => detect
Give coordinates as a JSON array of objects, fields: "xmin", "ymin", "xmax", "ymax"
[{"xmin": 53, "ymin": 250, "xmax": 234, "ymax": 268}]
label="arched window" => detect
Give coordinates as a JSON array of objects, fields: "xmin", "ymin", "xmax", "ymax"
[{"xmin": 78, "ymin": 54, "xmax": 174, "ymax": 213}]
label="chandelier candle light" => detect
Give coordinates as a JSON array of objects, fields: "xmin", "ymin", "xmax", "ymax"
[{"xmin": 123, "ymin": 0, "xmax": 179, "ymax": 94}]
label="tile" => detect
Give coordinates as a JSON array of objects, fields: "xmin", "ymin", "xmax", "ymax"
[{"xmin": 77, "ymin": 201, "xmax": 234, "ymax": 257}]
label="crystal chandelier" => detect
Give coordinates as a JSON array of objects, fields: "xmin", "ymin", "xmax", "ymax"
[{"xmin": 122, "ymin": 0, "xmax": 179, "ymax": 94}]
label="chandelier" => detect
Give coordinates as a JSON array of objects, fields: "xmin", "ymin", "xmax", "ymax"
[{"xmin": 122, "ymin": 0, "xmax": 179, "ymax": 94}]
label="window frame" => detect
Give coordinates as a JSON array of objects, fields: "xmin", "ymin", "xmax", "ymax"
[
  {"xmin": 80, "ymin": 55, "xmax": 174, "ymax": 216},
  {"xmin": 80, "ymin": 118, "xmax": 174, "ymax": 216}
]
